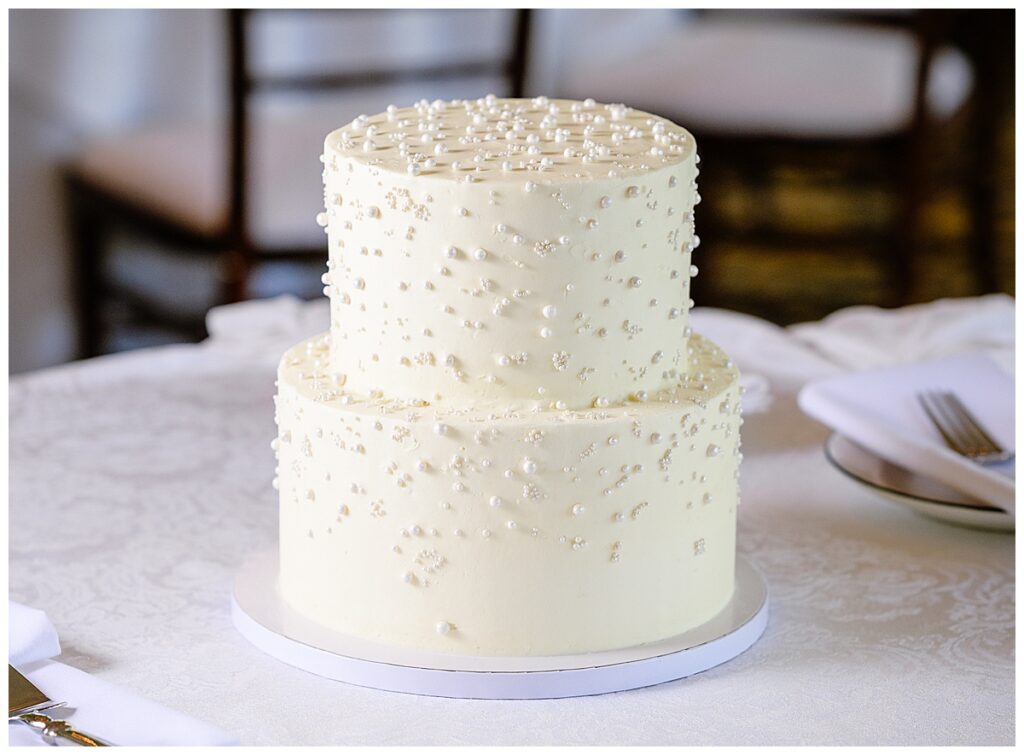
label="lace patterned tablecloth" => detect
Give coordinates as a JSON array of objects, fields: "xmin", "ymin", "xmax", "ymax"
[{"xmin": 9, "ymin": 297, "xmax": 1014, "ymax": 745}]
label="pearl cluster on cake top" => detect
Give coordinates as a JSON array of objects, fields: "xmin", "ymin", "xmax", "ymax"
[{"xmin": 329, "ymin": 95, "xmax": 693, "ymax": 182}]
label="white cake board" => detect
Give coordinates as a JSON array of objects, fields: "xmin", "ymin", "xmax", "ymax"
[{"xmin": 232, "ymin": 549, "xmax": 768, "ymax": 699}]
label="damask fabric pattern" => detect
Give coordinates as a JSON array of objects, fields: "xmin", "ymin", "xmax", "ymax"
[{"xmin": 9, "ymin": 303, "xmax": 1013, "ymax": 746}]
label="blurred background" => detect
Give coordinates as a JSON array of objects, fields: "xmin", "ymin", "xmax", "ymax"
[{"xmin": 9, "ymin": 8, "xmax": 1014, "ymax": 373}]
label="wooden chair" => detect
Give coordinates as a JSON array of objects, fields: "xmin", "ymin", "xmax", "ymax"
[
  {"xmin": 65, "ymin": 9, "xmax": 532, "ymax": 357},
  {"xmin": 559, "ymin": 10, "xmax": 994, "ymax": 322},
  {"xmin": 946, "ymin": 10, "xmax": 1014, "ymax": 296}
]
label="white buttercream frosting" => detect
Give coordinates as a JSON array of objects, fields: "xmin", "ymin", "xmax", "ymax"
[
  {"xmin": 320, "ymin": 97, "xmax": 698, "ymax": 410},
  {"xmin": 276, "ymin": 332, "xmax": 742, "ymax": 656},
  {"xmin": 276, "ymin": 96, "xmax": 741, "ymax": 657}
]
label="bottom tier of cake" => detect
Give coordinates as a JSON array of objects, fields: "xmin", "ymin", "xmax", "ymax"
[{"xmin": 273, "ymin": 332, "xmax": 743, "ymax": 657}]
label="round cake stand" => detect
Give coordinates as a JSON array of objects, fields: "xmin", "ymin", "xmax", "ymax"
[{"xmin": 231, "ymin": 549, "xmax": 769, "ymax": 700}]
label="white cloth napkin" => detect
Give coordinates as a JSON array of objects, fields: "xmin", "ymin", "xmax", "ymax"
[
  {"xmin": 789, "ymin": 293, "xmax": 1015, "ymax": 374},
  {"xmin": 8, "ymin": 601, "xmax": 237, "ymax": 746},
  {"xmin": 204, "ymin": 294, "xmax": 330, "ymax": 368},
  {"xmin": 798, "ymin": 352, "xmax": 1015, "ymax": 514},
  {"xmin": 9, "ymin": 603, "xmax": 61, "ymax": 667},
  {"xmin": 205, "ymin": 293, "xmax": 326, "ymax": 345},
  {"xmin": 692, "ymin": 307, "xmax": 841, "ymax": 388}
]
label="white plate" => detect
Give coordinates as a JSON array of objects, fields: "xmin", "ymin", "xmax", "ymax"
[
  {"xmin": 232, "ymin": 549, "xmax": 769, "ymax": 699},
  {"xmin": 824, "ymin": 433, "xmax": 1014, "ymax": 532}
]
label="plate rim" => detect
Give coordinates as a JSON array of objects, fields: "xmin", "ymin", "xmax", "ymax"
[{"xmin": 823, "ymin": 432, "xmax": 1004, "ymax": 513}]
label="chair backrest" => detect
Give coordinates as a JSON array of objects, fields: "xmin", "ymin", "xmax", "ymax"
[
  {"xmin": 224, "ymin": 8, "xmax": 532, "ymax": 260},
  {"xmin": 693, "ymin": 9, "xmax": 953, "ymax": 134}
]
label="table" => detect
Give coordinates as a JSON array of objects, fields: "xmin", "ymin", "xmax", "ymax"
[{"xmin": 10, "ymin": 298, "xmax": 1014, "ymax": 745}]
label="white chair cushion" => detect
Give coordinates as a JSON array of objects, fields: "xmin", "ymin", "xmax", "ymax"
[
  {"xmin": 560, "ymin": 18, "xmax": 973, "ymax": 137},
  {"xmin": 68, "ymin": 76, "xmax": 510, "ymax": 249},
  {"xmin": 71, "ymin": 113, "xmax": 337, "ymax": 249}
]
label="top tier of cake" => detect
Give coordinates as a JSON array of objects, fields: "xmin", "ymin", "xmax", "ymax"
[{"xmin": 320, "ymin": 96, "xmax": 699, "ymax": 411}]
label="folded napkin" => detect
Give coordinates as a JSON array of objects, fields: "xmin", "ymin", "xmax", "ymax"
[
  {"xmin": 9, "ymin": 603, "xmax": 60, "ymax": 667},
  {"xmin": 692, "ymin": 307, "xmax": 841, "ymax": 388},
  {"xmin": 205, "ymin": 293, "xmax": 327, "ymax": 345},
  {"xmin": 798, "ymin": 352, "xmax": 1015, "ymax": 515},
  {"xmin": 203, "ymin": 294, "xmax": 330, "ymax": 369},
  {"xmin": 8, "ymin": 601, "xmax": 237, "ymax": 746},
  {"xmin": 789, "ymin": 293, "xmax": 1015, "ymax": 374}
]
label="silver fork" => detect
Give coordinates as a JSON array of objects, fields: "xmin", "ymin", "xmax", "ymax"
[{"xmin": 917, "ymin": 390, "xmax": 1014, "ymax": 465}]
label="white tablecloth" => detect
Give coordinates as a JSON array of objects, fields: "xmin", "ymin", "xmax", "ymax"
[{"xmin": 9, "ymin": 297, "xmax": 1013, "ymax": 745}]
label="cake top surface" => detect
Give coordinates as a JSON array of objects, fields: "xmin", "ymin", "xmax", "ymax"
[{"xmin": 325, "ymin": 96, "xmax": 695, "ymax": 184}]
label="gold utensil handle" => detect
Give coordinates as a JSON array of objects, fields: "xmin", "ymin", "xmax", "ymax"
[{"xmin": 14, "ymin": 712, "xmax": 113, "ymax": 746}]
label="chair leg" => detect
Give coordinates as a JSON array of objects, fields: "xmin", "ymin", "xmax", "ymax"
[
  {"xmin": 966, "ymin": 135, "xmax": 1000, "ymax": 294},
  {"xmin": 66, "ymin": 179, "xmax": 105, "ymax": 359},
  {"xmin": 218, "ymin": 243, "xmax": 251, "ymax": 305},
  {"xmin": 964, "ymin": 25, "xmax": 1006, "ymax": 295},
  {"xmin": 889, "ymin": 138, "xmax": 923, "ymax": 306}
]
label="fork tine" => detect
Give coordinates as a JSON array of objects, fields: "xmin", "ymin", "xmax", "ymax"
[
  {"xmin": 933, "ymin": 392, "xmax": 989, "ymax": 454},
  {"xmin": 940, "ymin": 392, "xmax": 1005, "ymax": 454},
  {"xmin": 918, "ymin": 392, "xmax": 967, "ymax": 455},
  {"xmin": 928, "ymin": 391, "xmax": 985, "ymax": 455},
  {"xmin": 918, "ymin": 389, "xmax": 1012, "ymax": 463}
]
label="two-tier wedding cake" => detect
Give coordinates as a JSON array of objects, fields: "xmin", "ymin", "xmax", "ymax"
[{"xmin": 272, "ymin": 96, "xmax": 742, "ymax": 657}]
